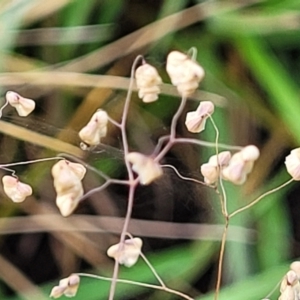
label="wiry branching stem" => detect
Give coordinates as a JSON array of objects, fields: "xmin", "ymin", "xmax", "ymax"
[
  {"xmin": 214, "ymin": 218, "xmax": 229, "ymax": 300},
  {"xmin": 108, "ymin": 55, "xmax": 143, "ymax": 300},
  {"xmin": 209, "ymin": 114, "xmax": 229, "ymax": 300},
  {"xmin": 0, "ymin": 99, "xmax": 9, "ymax": 118},
  {"xmin": 155, "ymin": 96, "xmax": 187, "ymax": 162},
  {"xmin": 161, "ymin": 164, "xmax": 206, "ymax": 185},
  {"xmin": 229, "ymin": 179, "xmax": 294, "ymax": 218},
  {"xmin": 108, "ymin": 182, "xmax": 138, "ymax": 300},
  {"xmin": 0, "ymin": 156, "xmax": 63, "ymax": 169},
  {"xmin": 78, "ymin": 273, "xmax": 194, "ymax": 300}
]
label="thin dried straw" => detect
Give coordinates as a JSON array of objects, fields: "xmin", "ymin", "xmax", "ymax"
[
  {"xmin": 0, "ymin": 120, "xmax": 83, "ymax": 156},
  {"xmin": 0, "ymin": 72, "xmax": 226, "ymax": 106},
  {"xmin": 0, "ymin": 215, "xmax": 256, "ymax": 243}
]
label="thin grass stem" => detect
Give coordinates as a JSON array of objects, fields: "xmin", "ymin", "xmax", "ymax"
[
  {"xmin": 0, "ymin": 99, "xmax": 9, "ymax": 118},
  {"xmin": 229, "ymin": 179, "xmax": 294, "ymax": 218},
  {"xmin": 0, "ymin": 156, "xmax": 63, "ymax": 169},
  {"xmin": 155, "ymin": 96, "xmax": 187, "ymax": 162},
  {"xmin": 161, "ymin": 164, "xmax": 206, "ymax": 186},
  {"xmin": 214, "ymin": 219, "xmax": 229, "ymax": 300},
  {"xmin": 77, "ymin": 273, "xmax": 194, "ymax": 300},
  {"xmin": 108, "ymin": 55, "xmax": 143, "ymax": 300}
]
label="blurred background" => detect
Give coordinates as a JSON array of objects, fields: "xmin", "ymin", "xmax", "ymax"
[{"xmin": 0, "ymin": 0, "xmax": 300, "ymax": 299}]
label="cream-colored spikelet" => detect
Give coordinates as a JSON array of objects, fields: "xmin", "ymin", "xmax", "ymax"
[
  {"xmin": 200, "ymin": 151, "xmax": 231, "ymax": 185},
  {"xmin": 2, "ymin": 175, "xmax": 32, "ymax": 203},
  {"xmin": 285, "ymin": 148, "xmax": 300, "ymax": 180},
  {"xmin": 185, "ymin": 101, "xmax": 214, "ymax": 133},
  {"xmin": 166, "ymin": 50, "xmax": 205, "ymax": 97},
  {"xmin": 107, "ymin": 237, "xmax": 143, "ymax": 267},
  {"xmin": 135, "ymin": 63, "xmax": 162, "ymax": 103},
  {"xmin": 79, "ymin": 109, "xmax": 108, "ymax": 147},
  {"xmin": 279, "ymin": 269, "xmax": 300, "ymax": 300},
  {"xmin": 6, "ymin": 91, "xmax": 35, "ymax": 117},
  {"xmin": 126, "ymin": 152, "xmax": 163, "ymax": 185},
  {"xmin": 221, "ymin": 145, "xmax": 260, "ymax": 185},
  {"xmin": 51, "ymin": 160, "xmax": 86, "ymax": 217},
  {"xmin": 50, "ymin": 274, "xmax": 80, "ymax": 298}
]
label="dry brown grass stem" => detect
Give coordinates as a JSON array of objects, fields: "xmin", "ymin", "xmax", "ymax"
[
  {"xmin": 0, "ymin": 72, "xmax": 226, "ymax": 106},
  {"xmin": 54, "ymin": 0, "xmax": 263, "ymax": 73},
  {"xmin": 0, "ymin": 120, "xmax": 83, "ymax": 156},
  {"xmin": 22, "ymin": 201, "xmax": 107, "ymax": 266},
  {"xmin": 0, "ymin": 254, "xmax": 48, "ymax": 300},
  {"xmin": 21, "ymin": 0, "xmax": 71, "ymax": 26},
  {"xmin": 0, "ymin": 215, "xmax": 256, "ymax": 243}
]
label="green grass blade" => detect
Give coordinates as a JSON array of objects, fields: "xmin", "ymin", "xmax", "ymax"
[{"xmin": 236, "ymin": 36, "xmax": 300, "ymax": 144}]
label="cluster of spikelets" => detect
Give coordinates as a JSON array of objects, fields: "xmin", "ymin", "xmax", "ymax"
[
  {"xmin": 200, "ymin": 146, "xmax": 260, "ymax": 185},
  {"xmin": 50, "ymin": 237, "xmax": 143, "ymax": 298},
  {"xmin": 263, "ymin": 262, "xmax": 300, "ymax": 300},
  {"xmin": 48, "ymin": 52, "xmax": 300, "ymax": 298},
  {"xmin": 0, "ymin": 92, "xmax": 36, "ymax": 202},
  {"xmin": 3, "ymin": 51, "xmax": 300, "ymax": 299},
  {"xmin": 51, "ymin": 160, "xmax": 86, "ymax": 217}
]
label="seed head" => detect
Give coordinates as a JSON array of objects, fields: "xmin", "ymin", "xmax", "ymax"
[
  {"xmin": 51, "ymin": 160, "xmax": 86, "ymax": 216},
  {"xmin": 6, "ymin": 91, "xmax": 35, "ymax": 117},
  {"xmin": 285, "ymin": 148, "xmax": 300, "ymax": 180},
  {"xmin": 166, "ymin": 51, "xmax": 205, "ymax": 97},
  {"xmin": 50, "ymin": 274, "xmax": 80, "ymax": 298},
  {"xmin": 2, "ymin": 175, "xmax": 32, "ymax": 203},
  {"xmin": 107, "ymin": 237, "xmax": 143, "ymax": 267},
  {"xmin": 185, "ymin": 101, "xmax": 214, "ymax": 133},
  {"xmin": 79, "ymin": 109, "xmax": 108, "ymax": 146},
  {"xmin": 222, "ymin": 145, "xmax": 260, "ymax": 185},
  {"xmin": 135, "ymin": 63, "xmax": 162, "ymax": 103},
  {"xmin": 126, "ymin": 152, "xmax": 163, "ymax": 185}
]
